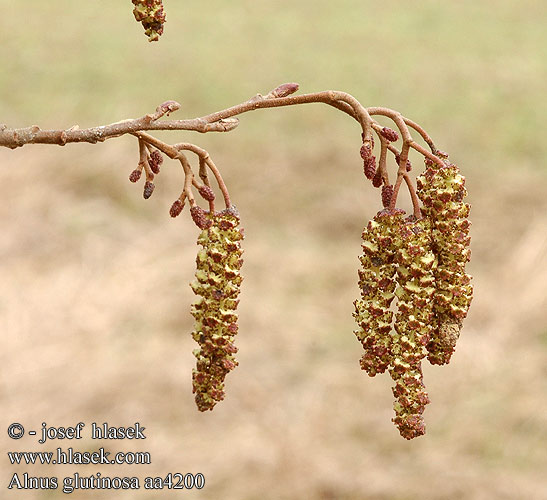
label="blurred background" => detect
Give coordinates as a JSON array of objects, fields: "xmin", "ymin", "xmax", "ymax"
[{"xmin": 1, "ymin": 1, "xmax": 546, "ymax": 498}]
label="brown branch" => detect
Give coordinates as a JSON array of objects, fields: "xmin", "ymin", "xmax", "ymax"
[{"xmin": 1, "ymin": 84, "xmax": 446, "ymax": 220}]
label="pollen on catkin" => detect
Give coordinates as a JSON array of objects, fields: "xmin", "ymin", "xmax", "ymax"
[
  {"xmin": 389, "ymin": 217, "xmax": 436, "ymax": 439},
  {"xmin": 189, "ymin": 207, "xmax": 244, "ymax": 411},
  {"xmin": 416, "ymin": 158, "xmax": 473, "ymax": 365},
  {"xmin": 353, "ymin": 209, "xmax": 405, "ymax": 377}
]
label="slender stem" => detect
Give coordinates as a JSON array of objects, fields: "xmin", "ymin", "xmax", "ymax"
[{"xmin": 174, "ymin": 143, "xmax": 231, "ymax": 209}]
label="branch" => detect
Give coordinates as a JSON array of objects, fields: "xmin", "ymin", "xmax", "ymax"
[{"xmin": 1, "ymin": 83, "xmax": 446, "ymax": 223}]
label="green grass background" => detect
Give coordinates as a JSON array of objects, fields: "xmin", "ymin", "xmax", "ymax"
[{"xmin": 1, "ymin": 1, "xmax": 546, "ymax": 499}]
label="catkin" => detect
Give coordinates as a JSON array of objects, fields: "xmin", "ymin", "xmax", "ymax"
[
  {"xmin": 353, "ymin": 209, "xmax": 405, "ymax": 376},
  {"xmin": 132, "ymin": 0, "xmax": 166, "ymax": 42},
  {"xmin": 417, "ymin": 159, "xmax": 473, "ymax": 365},
  {"xmin": 189, "ymin": 207, "xmax": 244, "ymax": 411},
  {"xmin": 390, "ymin": 217, "xmax": 436, "ymax": 439}
]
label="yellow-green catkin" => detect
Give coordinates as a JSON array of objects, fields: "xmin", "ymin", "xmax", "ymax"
[
  {"xmin": 353, "ymin": 209, "xmax": 405, "ymax": 376},
  {"xmin": 132, "ymin": 0, "xmax": 166, "ymax": 41},
  {"xmin": 417, "ymin": 157, "xmax": 473, "ymax": 365},
  {"xmin": 189, "ymin": 207, "xmax": 244, "ymax": 411},
  {"xmin": 390, "ymin": 217, "xmax": 436, "ymax": 439}
]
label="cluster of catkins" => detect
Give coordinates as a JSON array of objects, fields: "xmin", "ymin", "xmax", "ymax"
[
  {"xmin": 353, "ymin": 154, "xmax": 472, "ymax": 439},
  {"xmin": 189, "ymin": 207, "xmax": 244, "ymax": 411},
  {"xmin": 132, "ymin": 0, "xmax": 166, "ymax": 41}
]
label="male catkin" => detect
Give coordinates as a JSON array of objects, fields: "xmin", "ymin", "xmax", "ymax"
[
  {"xmin": 417, "ymin": 158, "xmax": 473, "ymax": 365},
  {"xmin": 353, "ymin": 209, "xmax": 405, "ymax": 376},
  {"xmin": 390, "ymin": 217, "xmax": 436, "ymax": 439},
  {"xmin": 189, "ymin": 208, "xmax": 244, "ymax": 411}
]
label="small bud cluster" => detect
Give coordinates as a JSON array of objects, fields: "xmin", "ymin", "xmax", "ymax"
[
  {"xmin": 189, "ymin": 208, "xmax": 244, "ymax": 411},
  {"xmin": 132, "ymin": 0, "xmax": 166, "ymax": 42},
  {"xmin": 353, "ymin": 209, "xmax": 404, "ymax": 376},
  {"xmin": 417, "ymin": 158, "xmax": 473, "ymax": 365}
]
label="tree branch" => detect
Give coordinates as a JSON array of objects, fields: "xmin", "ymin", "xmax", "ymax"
[{"xmin": 1, "ymin": 83, "xmax": 446, "ymax": 221}]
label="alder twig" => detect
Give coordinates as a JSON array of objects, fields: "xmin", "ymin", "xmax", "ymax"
[{"xmin": 1, "ymin": 83, "xmax": 446, "ymax": 222}]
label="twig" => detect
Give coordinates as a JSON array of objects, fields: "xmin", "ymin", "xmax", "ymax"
[{"xmin": 1, "ymin": 84, "xmax": 447, "ymax": 220}]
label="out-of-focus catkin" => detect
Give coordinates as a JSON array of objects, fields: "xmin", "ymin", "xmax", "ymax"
[
  {"xmin": 189, "ymin": 207, "xmax": 244, "ymax": 411},
  {"xmin": 353, "ymin": 209, "xmax": 405, "ymax": 376},
  {"xmin": 417, "ymin": 158, "xmax": 473, "ymax": 365},
  {"xmin": 390, "ymin": 217, "xmax": 436, "ymax": 439},
  {"xmin": 132, "ymin": 0, "xmax": 166, "ymax": 42}
]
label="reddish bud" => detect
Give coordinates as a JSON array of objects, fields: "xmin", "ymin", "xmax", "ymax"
[
  {"xmin": 270, "ymin": 82, "xmax": 299, "ymax": 98},
  {"xmin": 380, "ymin": 127, "xmax": 399, "ymax": 142},
  {"xmin": 169, "ymin": 199, "xmax": 184, "ymax": 217},
  {"xmin": 360, "ymin": 144, "xmax": 372, "ymax": 160},
  {"xmin": 364, "ymin": 156, "xmax": 377, "ymax": 180},
  {"xmin": 148, "ymin": 150, "xmax": 163, "ymax": 174},
  {"xmin": 198, "ymin": 185, "xmax": 216, "ymax": 202},
  {"xmin": 159, "ymin": 100, "xmax": 180, "ymax": 115},
  {"xmin": 372, "ymin": 170, "xmax": 383, "ymax": 188},
  {"xmin": 382, "ymin": 185, "xmax": 394, "ymax": 208},
  {"xmin": 129, "ymin": 169, "xmax": 142, "ymax": 183},
  {"xmin": 143, "ymin": 181, "xmax": 155, "ymax": 199},
  {"xmin": 190, "ymin": 206, "xmax": 212, "ymax": 229}
]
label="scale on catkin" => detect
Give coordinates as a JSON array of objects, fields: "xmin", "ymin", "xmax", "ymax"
[{"xmin": 354, "ymin": 151, "xmax": 472, "ymax": 439}]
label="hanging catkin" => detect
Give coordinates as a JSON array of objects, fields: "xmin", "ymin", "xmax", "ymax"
[
  {"xmin": 132, "ymin": 0, "xmax": 166, "ymax": 41},
  {"xmin": 417, "ymin": 158, "xmax": 473, "ymax": 365},
  {"xmin": 390, "ymin": 217, "xmax": 436, "ymax": 439},
  {"xmin": 353, "ymin": 209, "xmax": 405, "ymax": 376},
  {"xmin": 189, "ymin": 207, "xmax": 244, "ymax": 411}
]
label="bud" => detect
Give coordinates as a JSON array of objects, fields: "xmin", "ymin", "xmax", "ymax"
[
  {"xmin": 169, "ymin": 199, "xmax": 184, "ymax": 218},
  {"xmin": 382, "ymin": 184, "xmax": 394, "ymax": 208},
  {"xmin": 198, "ymin": 185, "xmax": 216, "ymax": 202},
  {"xmin": 129, "ymin": 169, "xmax": 142, "ymax": 183},
  {"xmin": 149, "ymin": 150, "xmax": 163, "ymax": 174},
  {"xmin": 270, "ymin": 82, "xmax": 299, "ymax": 98},
  {"xmin": 360, "ymin": 144, "xmax": 372, "ymax": 160},
  {"xmin": 372, "ymin": 170, "xmax": 383, "ymax": 188},
  {"xmin": 190, "ymin": 206, "xmax": 212, "ymax": 229},
  {"xmin": 380, "ymin": 127, "xmax": 399, "ymax": 142},
  {"xmin": 143, "ymin": 181, "xmax": 155, "ymax": 199},
  {"xmin": 363, "ymin": 156, "xmax": 377, "ymax": 180}
]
